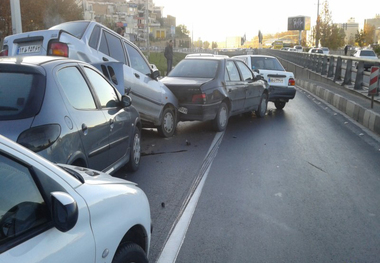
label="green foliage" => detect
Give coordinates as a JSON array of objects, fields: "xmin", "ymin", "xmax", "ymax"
[
  {"xmin": 144, "ymin": 52, "xmax": 186, "ymax": 76},
  {"xmin": 176, "ymin": 24, "xmax": 190, "ymax": 38}
]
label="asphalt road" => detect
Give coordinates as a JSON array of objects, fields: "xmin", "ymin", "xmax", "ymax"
[{"xmin": 115, "ymin": 86, "xmax": 380, "ymax": 263}]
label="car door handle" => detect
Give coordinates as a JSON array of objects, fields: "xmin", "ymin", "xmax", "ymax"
[
  {"xmin": 81, "ymin": 123, "xmax": 88, "ymax": 136},
  {"xmin": 134, "ymin": 73, "xmax": 140, "ymax": 79},
  {"xmin": 109, "ymin": 119, "xmax": 114, "ymax": 131},
  {"xmin": 102, "ymin": 57, "xmax": 109, "ymax": 61}
]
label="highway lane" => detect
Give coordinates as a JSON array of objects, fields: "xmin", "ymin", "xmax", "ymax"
[
  {"xmin": 174, "ymin": 87, "xmax": 380, "ymax": 262},
  {"xmin": 115, "ymin": 86, "xmax": 380, "ymax": 262}
]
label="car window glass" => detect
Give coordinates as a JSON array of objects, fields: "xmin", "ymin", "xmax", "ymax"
[
  {"xmin": 49, "ymin": 21, "xmax": 90, "ymax": 39},
  {"xmin": 169, "ymin": 59, "xmax": 218, "ymax": 78},
  {"xmin": 226, "ymin": 60, "xmax": 241, "ymax": 81},
  {"xmin": 83, "ymin": 67, "xmax": 119, "ymax": 108},
  {"xmin": 235, "ymin": 61, "xmax": 253, "ymax": 81},
  {"xmin": 224, "ymin": 68, "xmax": 231, "ymax": 81},
  {"xmin": 99, "ymin": 32, "xmax": 109, "ymax": 56},
  {"xmin": 89, "ymin": 25, "xmax": 101, "ymax": 49},
  {"xmin": 0, "ymin": 153, "xmax": 49, "ymax": 246},
  {"xmin": 57, "ymin": 67, "xmax": 96, "ymax": 110},
  {"xmin": 124, "ymin": 42, "xmax": 151, "ymax": 75},
  {"xmin": 102, "ymin": 31, "xmax": 126, "ymax": 64}
]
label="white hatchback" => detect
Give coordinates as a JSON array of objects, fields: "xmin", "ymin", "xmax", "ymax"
[{"xmin": 0, "ymin": 135, "xmax": 151, "ymax": 263}]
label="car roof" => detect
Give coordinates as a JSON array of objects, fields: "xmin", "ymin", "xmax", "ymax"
[
  {"xmin": 0, "ymin": 56, "xmax": 73, "ymax": 66},
  {"xmin": 234, "ymin": 55, "xmax": 277, "ymax": 59}
]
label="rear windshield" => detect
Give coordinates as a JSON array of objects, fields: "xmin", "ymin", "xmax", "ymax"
[
  {"xmin": 361, "ymin": 50, "xmax": 376, "ymax": 56},
  {"xmin": 168, "ymin": 59, "xmax": 219, "ymax": 78},
  {"xmin": 0, "ymin": 72, "xmax": 45, "ymax": 120},
  {"xmin": 50, "ymin": 21, "xmax": 90, "ymax": 39},
  {"xmin": 250, "ymin": 57, "xmax": 285, "ymax": 71}
]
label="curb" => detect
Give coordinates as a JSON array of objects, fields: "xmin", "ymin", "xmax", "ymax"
[{"xmin": 297, "ymin": 79, "xmax": 380, "ymax": 136}]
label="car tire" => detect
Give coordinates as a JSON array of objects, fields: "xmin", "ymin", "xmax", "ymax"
[
  {"xmin": 275, "ymin": 101, "xmax": 286, "ymax": 110},
  {"xmin": 112, "ymin": 242, "xmax": 148, "ymax": 263},
  {"xmin": 255, "ymin": 93, "xmax": 268, "ymax": 118},
  {"xmin": 213, "ymin": 102, "xmax": 229, "ymax": 132},
  {"xmin": 126, "ymin": 127, "xmax": 141, "ymax": 172},
  {"xmin": 157, "ymin": 107, "xmax": 175, "ymax": 138}
]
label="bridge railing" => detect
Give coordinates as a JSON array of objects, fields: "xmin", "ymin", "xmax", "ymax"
[{"xmin": 260, "ymin": 49, "xmax": 380, "ymax": 94}]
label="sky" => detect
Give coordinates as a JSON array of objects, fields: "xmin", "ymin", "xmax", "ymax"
[{"xmin": 154, "ymin": 0, "xmax": 379, "ymax": 42}]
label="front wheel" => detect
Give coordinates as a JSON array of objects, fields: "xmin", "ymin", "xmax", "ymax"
[
  {"xmin": 213, "ymin": 102, "xmax": 229, "ymax": 132},
  {"xmin": 274, "ymin": 101, "xmax": 286, "ymax": 110},
  {"xmin": 255, "ymin": 93, "xmax": 268, "ymax": 118},
  {"xmin": 126, "ymin": 127, "xmax": 141, "ymax": 172},
  {"xmin": 157, "ymin": 107, "xmax": 176, "ymax": 137},
  {"xmin": 112, "ymin": 242, "xmax": 148, "ymax": 263}
]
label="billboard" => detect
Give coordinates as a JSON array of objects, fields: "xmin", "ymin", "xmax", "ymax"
[{"xmin": 288, "ymin": 16, "xmax": 311, "ymax": 31}]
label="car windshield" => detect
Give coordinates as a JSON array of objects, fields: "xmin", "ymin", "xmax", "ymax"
[
  {"xmin": 50, "ymin": 21, "xmax": 90, "ymax": 39},
  {"xmin": 250, "ymin": 57, "xmax": 285, "ymax": 71},
  {"xmin": 168, "ymin": 59, "xmax": 219, "ymax": 78},
  {"xmin": 0, "ymin": 71, "xmax": 45, "ymax": 120},
  {"xmin": 361, "ymin": 50, "xmax": 376, "ymax": 57}
]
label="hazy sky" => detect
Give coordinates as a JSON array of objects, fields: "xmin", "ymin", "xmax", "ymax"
[{"xmin": 154, "ymin": 0, "xmax": 378, "ymax": 42}]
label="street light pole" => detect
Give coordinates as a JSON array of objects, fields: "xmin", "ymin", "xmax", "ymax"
[
  {"xmin": 315, "ymin": 0, "xmax": 319, "ymax": 47},
  {"xmin": 10, "ymin": 0, "xmax": 22, "ymax": 34}
]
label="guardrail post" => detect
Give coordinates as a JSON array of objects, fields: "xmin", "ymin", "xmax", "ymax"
[
  {"xmin": 327, "ymin": 56, "xmax": 335, "ymax": 78},
  {"xmin": 321, "ymin": 56, "xmax": 328, "ymax": 75},
  {"xmin": 334, "ymin": 57, "xmax": 342, "ymax": 82},
  {"xmin": 342, "ymin": 59, "xmax": 353, "ymax": 85},
  {"xmin": 354, "ymin": 61, "xmax": 364, "ymax": 90}
]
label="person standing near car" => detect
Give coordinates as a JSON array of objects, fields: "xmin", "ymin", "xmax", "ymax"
[{"xmin": 164, "ymin": 40, "xmax": 173, "ymax": 75}]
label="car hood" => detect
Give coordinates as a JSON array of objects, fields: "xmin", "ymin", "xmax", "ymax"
[
  {"xmin": 58, "ymin": 164, "xmax": 137, "ymax": 186},
  {"xmin": 0, "ymin": 118, "xmax": 34, "ymax": 141}
]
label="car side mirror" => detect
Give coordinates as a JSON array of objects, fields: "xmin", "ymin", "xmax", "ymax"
[
  {"xmin": 51, "ymin": 192, "xmax": 78, "ymax": 232},
  {"xmin": 122, "ymin": 95, "xmax": 132, "ymax": 107},
  {"xmin": 151, "ymin": 69, "xmax": 160, "ymax": 80}
]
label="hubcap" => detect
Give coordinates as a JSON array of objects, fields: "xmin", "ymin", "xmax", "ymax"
[
  {"xmin": 219, "ymin": 106, "xmax": 228, "ymax": 127},
  {"xmin": 261, "ymin": 97, "xmax": 267, "ymax": 114},
  {"xmin": 164, "ymin": 112, "xmax": 174, "ymax": 133}
]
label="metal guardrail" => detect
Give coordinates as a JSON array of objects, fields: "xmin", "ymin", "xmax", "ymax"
[{"xmin": 260, "ymin": 49, "xmax": 380, "ymax": 94}]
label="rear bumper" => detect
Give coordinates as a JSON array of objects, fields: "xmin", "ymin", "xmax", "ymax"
[
  {"xmin": 268, "ymin": 86, "xmax": 296, "ymax": 102},
  {"xmin": 178, "ymin": 101, "xmax": 220, "ymax": 121}
]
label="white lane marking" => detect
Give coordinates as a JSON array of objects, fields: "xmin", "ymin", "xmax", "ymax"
[{"xmin": 157, "ymin": 131, "xmax": 224, "ymax": 263}]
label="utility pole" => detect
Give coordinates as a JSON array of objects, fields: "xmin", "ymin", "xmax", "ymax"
[
  {"xmin": 145, "ymin": 0, "xmax": 150, "ymax": 59},
  {"xmin": 10, "ymin": 0, "xmax": 22, "ymax": 34},
  {"xmin": 315, "ymin": 0, "xmax": 320, "ymax": 47}
]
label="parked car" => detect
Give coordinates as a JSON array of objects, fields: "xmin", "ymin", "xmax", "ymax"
[
  {"xmin": 293, "ymin": 45, "xmax": 303, "ymax": 52},
  {"xmin": 288, "ymin": 48, "xmax": 297, "ymax": 52},
  {"xmin": 160, "ymin": 55, "xmax": 268, "ymax": 131},
  {"xmin": 308, "ymin": 48, "xmax": 324, "ymax": 54},
  {"xmin": 0, "ymin": 20, "xmax": 178, "ymax": 137},
  {"xmin": 0, "ymin": 134, "xmax": 151, "ymax": 262},
  {"xmin": 0, "ymin": 56, "xmax": 141, "ymax": 173},
  {"xmin": 352, "ymin": 49, "xmax": 380, "ymax": 70},
  {"xmin": 280, "ymin": 47, "xmax": 290, "ymax": 51},
  {"xmin": 233, "ymin": 55, "xmax": 296, "ymax": 110}
]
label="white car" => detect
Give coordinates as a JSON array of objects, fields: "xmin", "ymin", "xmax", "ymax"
[
  {"xmin": 320, "ymin": 47, "xmax": 330, "ymax": 54},
  {"xmin": 0, "ymin": 134, "xmax": 151, "ymax": 262},
  {"xmin": 233, "ymin": 55, "xmax": 296, "ymax": 110},
  {"xmin": 1, "ymin": 20, "xmax": 178, "ymax": 137},
  {"xmin": 293, "ymin": 45, "xmax": 303, "ymax": 52},
  {"xmin": 352, "ymin": 49, "xmax": 380, "ymax": 70}
]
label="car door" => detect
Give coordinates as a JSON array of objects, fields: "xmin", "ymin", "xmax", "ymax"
[
  {"xmin": 0, "ymin": 152, "xmax": 95, "ymax": 262},
  {"xmin": 123, "ymin": 41, "xmax": 166, "ymax": 124},
  {"xmin": 225, "ymin": 60, "xmax": 246, "ymax": 114},
  {"xmin": 55, "ymin": 65, "xmax": 111, "ymax": 171},
  {"xmin": 82, "ymin": 66, "xmax": 131, "ymax": 167},
  {"xmin": 235, "ymin": 60, "xmax": 261, "ymax": 110}
]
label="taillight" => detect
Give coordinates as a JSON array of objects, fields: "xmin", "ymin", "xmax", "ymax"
[
  {"xmin": 17, "ymin": 124, "xmax": 61, "ymax": 152},
  {"xmin": 48, "ymin": 42, "xmax": 68, "ymax": 57},
  {"xmin": 288, "ymin": 78, "xmax": 295, "ymax": 86},
  {"xmin": 192, "ymin": 93, "xmax": 206, "ymax": 104},
  {"xmin": 0, "ymin": 47, "xmax": 9, "ymax": 56}
]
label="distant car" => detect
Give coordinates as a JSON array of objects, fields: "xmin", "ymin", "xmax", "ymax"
[
  {"xmin": 293, "ymin": 45, "xmax": 303, "ymax": 52},
  {"xmin": 352, "ymin": 49, "xmax": 380, "ymax": 70},
  {"xmin": 233, "ymin": 55, "xmax": 296, "ymax": 110},
  {"xmin": 308, "ymin": 48, "xmax": 324, "ymax": 54},
  {"xmin": 320, "ymin": 47, "xmax": 330, "ymax": 54},
  {"xmin": 280, "ymin": 47, "xmax": 289, "ymax": 51},
  {"xmin": 0, "ymin": 134, "xmax": 151, "ymax": 262},
  {"xmin": 0, "ymin": 56, "xmax": 141, "ymax": 173},
  {"xmin": 161, "ymin": 55, "xmax": 269, "ymax": 131},
  {"xmin": 1, "ymin": 20, "xmax": 178, "ymax": 137},
  {"xmin": 288, "ymin": 48, "xmax": 297, "ymax": 52}
]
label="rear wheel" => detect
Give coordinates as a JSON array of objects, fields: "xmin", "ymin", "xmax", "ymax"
[
  {"xmin": 255, "ymin": 93, "xmax": 268, "ymax": 118},
  {"xmin": 213, "ymin": 102, "xmax": 229, "ymax": 132},
  {"xmin": 157, "ymin": 107, "xmax": 175, "ymax": 137},
  {"xmin": 112, "ymin": 242, "xmax": 148, "ymax": 263},
  {"xmin": 275, "ymin": 101, "xmax": 286, "ymax": 110},
  {"xmin": 126, "ymin": 127, "xmax": 140, "ymax": 172}
]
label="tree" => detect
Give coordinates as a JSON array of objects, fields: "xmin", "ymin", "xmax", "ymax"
[
  {"xmin": 175, "ymin": 24, "xmax": 190, "ymax": 38},
  {"xmin": 202, "ymin": 41, "xmax": 210, "ymax": 49},
  {"xmin": 355, "ymin": 29, "xmax": 366, "ymax": 47},
  {"xmin": 0, "ymin": 0, "xmax": 83, "ymax": 38},
  {"xmin": 363, "ymin": 24, "xmax": 376, "ymax": 45},
  {"xmin": 212, "ymin": 41, "xmax": 218, "ymax": 49}
]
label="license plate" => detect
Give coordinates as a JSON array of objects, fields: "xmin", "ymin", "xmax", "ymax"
[
  {"xmin": 268, "ymin": 77, "xmax": 284, "ymax": 83},
  {"xmin": 18, "ymin": 45, "xmax": 41, "ymax": 54},
  {"xmin": 178, "ymin": 107, "xmax": 188, "ymax": 114}
]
